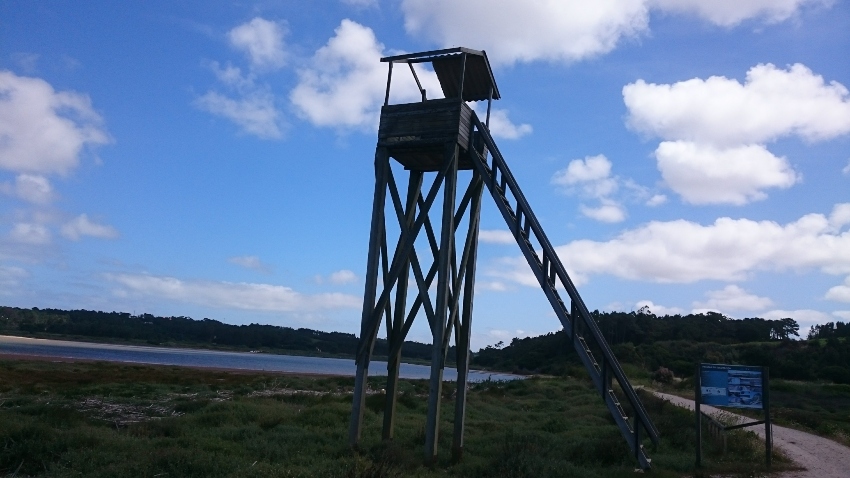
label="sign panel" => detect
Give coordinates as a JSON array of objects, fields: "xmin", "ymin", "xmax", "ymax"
[{"xmin": 699, "ymin": 363, "xmax": 764, "ymax": 409}]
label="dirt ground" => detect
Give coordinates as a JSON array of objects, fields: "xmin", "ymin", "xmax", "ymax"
[{"xmin": 651, "ymin": 390, "xmax": 850, "ymax": 478}]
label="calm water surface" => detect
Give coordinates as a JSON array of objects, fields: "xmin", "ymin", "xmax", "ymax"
[{"xmin": 0, "ymin": 335, "xmax": 520, "ymax": 381}]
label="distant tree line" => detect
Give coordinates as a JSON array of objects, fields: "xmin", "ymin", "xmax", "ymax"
[
  {"xmin": 0, "ymin": 306, "xmax": 453, "ymax": 363},
  {"xmin": 808, "ymin": 321, "xmax": 850, "ymax": 339},
  {"xmin": 472, "ymin": 310, "xmax": 850, "ymax": 384}
]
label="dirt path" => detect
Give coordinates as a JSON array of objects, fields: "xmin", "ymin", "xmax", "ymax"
[{"xmin": 651, "ymin": 390, "xmax": 850, "ymax": 478}]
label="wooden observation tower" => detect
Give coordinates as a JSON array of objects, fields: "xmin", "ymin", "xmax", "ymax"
[{"xmin": 349, "ymin": 47, "xmax": 659, "ymax": 469}]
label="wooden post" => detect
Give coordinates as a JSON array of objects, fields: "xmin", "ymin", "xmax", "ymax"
[
  {"xmin": 350, "ymin": 147, "xmax": 389, "ymax": 446},
  {"xmin": 695, "ymin": 364, "xmax": 702, "ymax": 468},
  {"xmin": 424, "ymin": 143, "xmax": 458, "ymax": 464},
  {"xmin": 764, "ymin": 366, "xmax": 772, "ymax": 468},
  {"xmin": 382, "ymin": 171, "xmax": 423, "ymax": 440},
  {"xmin": 452, "ymin": 173, "xmax": 482, "ymax": 462}
]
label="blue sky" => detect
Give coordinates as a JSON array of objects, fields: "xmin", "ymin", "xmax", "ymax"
[{"xmin": 1, "ymin": 0, "xmax": 849, "ymax": 349}]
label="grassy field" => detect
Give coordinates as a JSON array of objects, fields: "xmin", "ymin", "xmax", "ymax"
[{"xmin": 0, "ymin": 358, "xmax": 792, "ymax": 477}]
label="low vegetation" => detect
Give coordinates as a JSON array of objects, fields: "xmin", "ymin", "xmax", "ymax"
[{"xmin": 0, "ymin": 359, "xmax": 793, "ymax": 477}]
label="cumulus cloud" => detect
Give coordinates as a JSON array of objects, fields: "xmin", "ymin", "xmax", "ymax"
[
  {"xmin": 763, "ymin": 308, "xmax": 832, "ymax": 334},
  {"xmin": 1, "ymin": 174, "xmax": 53, "ymax": 204},
  {"xmin": 654, "ymin": 142, "xmax": 798, "ymax": 204},
  {"xmin": 624, "ymin": 63, "xmax": 850, "ymax": 204},
  {"xmin": 0, "ymin": 71, "xmax": 110, "ymax": 175},
  {"xmin": 470, "ymin": 105, "xmax": 532, "ymax": 140},
  {"xmin": 625, "ymin": 64, "xmax": 850, "ymax": 146},
  {"xmin": 107, "ymin": 273, "xmax": 361, "ymax": 312},
  {"xmin": 825, "ymin": 276, "xmax": 850, "ymax": 303},
  {"xmin": 401, "ymin": 0, "xmax": 650, "ymax": 66},
  {"xmin": 400, "ymin": 1, "xmax": 827, "ymax": 67},
  {"xmin": 489, "ymin": 203, "xmax": 850, "ymax": 286},
  {"xmin": 649, "ymin": 0, "xmax": 832, "ymax": 27},
  {"xmin": 635, "ymin": 300, "xmax": 685, "ymax": 316},
  {"xmin": 834, "ymin": 311, "xmax": 850, "ymax": 320},
  {"xmin": 291, "ymin": 20, "xmax": 442, "ymax": 130},
  {"xmin": 479, "ymin": 229, "xmax": 516, "ymax": 244},
  {"xmin": 228, "ymin": 18, "xmax": 287, "ymax": 70},
  {"xmin": 552, "ymin": 155, "xmax": 627, "ymax": 222},
  {"xmin": 329, "ymin": 269, "xmax": 358, "ymax": 285},
  {"xmin": 60, "ymin": 214, "xmax": 119, "ymax": 241},
  {"xmin": 228, "ymin": 255, "xmax": 272, "ymax": 274},
  {"xmin": 693, "ymin": 285, "xmax": 773, "ymax": 312}
]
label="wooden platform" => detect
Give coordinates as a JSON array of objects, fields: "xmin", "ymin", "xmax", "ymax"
[{"xmin": 378, "ymin": 98, "xmax": 477, "ymax": 171}]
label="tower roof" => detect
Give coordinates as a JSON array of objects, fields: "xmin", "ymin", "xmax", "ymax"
[{"xmin": 381, "ymin": 47, "xmax": 500, "ymax": 102}]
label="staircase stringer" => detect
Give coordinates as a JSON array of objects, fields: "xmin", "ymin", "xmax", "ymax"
[{"xmin": 466, "ymin": 113, "xmax": 658, "ymax": 469}]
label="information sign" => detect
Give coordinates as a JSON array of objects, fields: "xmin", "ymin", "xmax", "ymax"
[{"xmin": 699, "ymin": 363, "xmax": 764, "ymax": 409}]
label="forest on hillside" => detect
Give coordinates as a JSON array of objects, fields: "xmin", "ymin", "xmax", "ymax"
[
  {"xmin": 3, "ymin": 305, "xmax": 849, "ymax": 384},
  {"xmin": 0, "ymin": 306, "xmax": 453, "ymax": 363},
  {"xmin": 472, "ymin": 310, "xmax": 850, "ymax": 384}
]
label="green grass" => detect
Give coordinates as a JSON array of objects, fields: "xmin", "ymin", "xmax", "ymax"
[{"xmin": 0, "ymin": 359, "xmax": 793, "ymax": 477}]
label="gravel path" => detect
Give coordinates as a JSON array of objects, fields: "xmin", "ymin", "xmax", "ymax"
[{"xmin": 651, "ymin": 390, "xmax": 850, "ymax": 478}]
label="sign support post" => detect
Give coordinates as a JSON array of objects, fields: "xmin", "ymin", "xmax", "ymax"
[
  {"xmin": 695, "ymin": 364, "xmax": 702, "ymax": 468},
  {"xmin": 695, "ymin": 363, "xmax": 771, "ymax": 469}
]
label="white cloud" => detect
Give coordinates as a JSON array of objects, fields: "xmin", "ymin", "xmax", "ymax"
[
  {"xmin": 490, "ymin": 203, "xmax": 850, "ymax": 286},
  {"xmin": 228, "ymin": 255, "xmax": 272, "ymax": 274},
  {"xmin": 290, "ymin": 20, "xmax": 438, "ymax": 130},
  {"xmin": 654, "ymin": 142, "xmax": 798, "ymax": 205},
  {"xmin": 763, "ymin": 309, "xmax": 832, "ymax": 334},
  {"xmin": 635, "ymin": 300, "xmax": 685, "ymax": 316},
  {"xmin": 693, "ymin": 285, "xmax": 773, "ymax": 312},
  {"xmin": 479, "ymin": 229, "xmax": 516, "ymax": 244},
  {"xmin": 843, "ymin": 159, "xmax": 850, "ymax": 175},
  {"xmin": 834, "ymin": 311, "xmax": 850, "ymax": 320},
  {"xmin": 329, "ymin": 269, "xmax": 358, "ymax": 285},
  {"xmin": 1, "ymin": 174, "xmax": 53, "ymax": 204},
  {"xmin": 553, "ymin": 154, "xmax": 612, "ymax": 184},
  {"xmin": 830, "ymin": 203, "xmax": 850, "ymax": 230},
  {"xmin": 473, "ymin": 106, "xmax": 532, "ymax": 140},
  {"xmin": 650, "ymin": 0, "xmax": 832, "ymax": 27},
  {"xmin": 228, "ymin": 18, "xmax": 287, "ymax": 70},
  {"xmin": 552, "ymin": 155, "xmax": 627, "ymax": 222},
  {"xmin": 60, "ymin": 214, "xmax": 119, "ymax": 241},
  {"xmin": 195, "ymin": 89, "xmax": 282, "ymax": 139},
  {"xmin": 9, "ymin": 223, "xmax": 51, "ymax": 245},
  {"xmin": 580, "ymin": 200, "xmax": 627, "ymax": 223},
  {"xmin": 0, "ymin": 71, "xmax": 110, "ymax": 175},
  {"xmin": 401, "ymin": 0, "xmax": 650, "ymax": 66},
  {"xmin": 107, "ymin": 273, "xmax": 361, "ymax": 312},
  {"xmin": 646, "ymin": 194, "xmax": 667, "ymax": 206},
  {"xmin": 624, "ymin": 63, "xmax": 850, "ymax": 204},
  {"xmin": 476, "ymin": 281, "xmax": 508, "ymax": 292},
  {"xmin": 825, "ymin": 276, "xmax": 850, "ymax": 303},
  {"xmin": 624, "ymin": 64, "xmax": 850, "ymax": 147},
  {"xmin": 400, "ymin": 1, "xmax": 830, "ymax": 67}
]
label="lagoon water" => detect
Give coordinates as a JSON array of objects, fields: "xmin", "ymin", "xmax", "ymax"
[{"xmin": 0, "ymin": 335, "xmax": 519, "ymax": 382}]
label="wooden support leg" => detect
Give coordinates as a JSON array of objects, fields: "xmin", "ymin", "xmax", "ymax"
[
  {"xmin": 349, "ymin": 147, "xmax": 389, "ymax": 447},
  {"xmin": 383, "ymin": 171, "xmax": 423, "ymax": 440},
  {"xmin": 424, "ymin": 144, "xmax": 458, "ymax": 464},
  {"xmin": 452, "ymin": 175, "xmax": 482, "ymax": 462}
]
